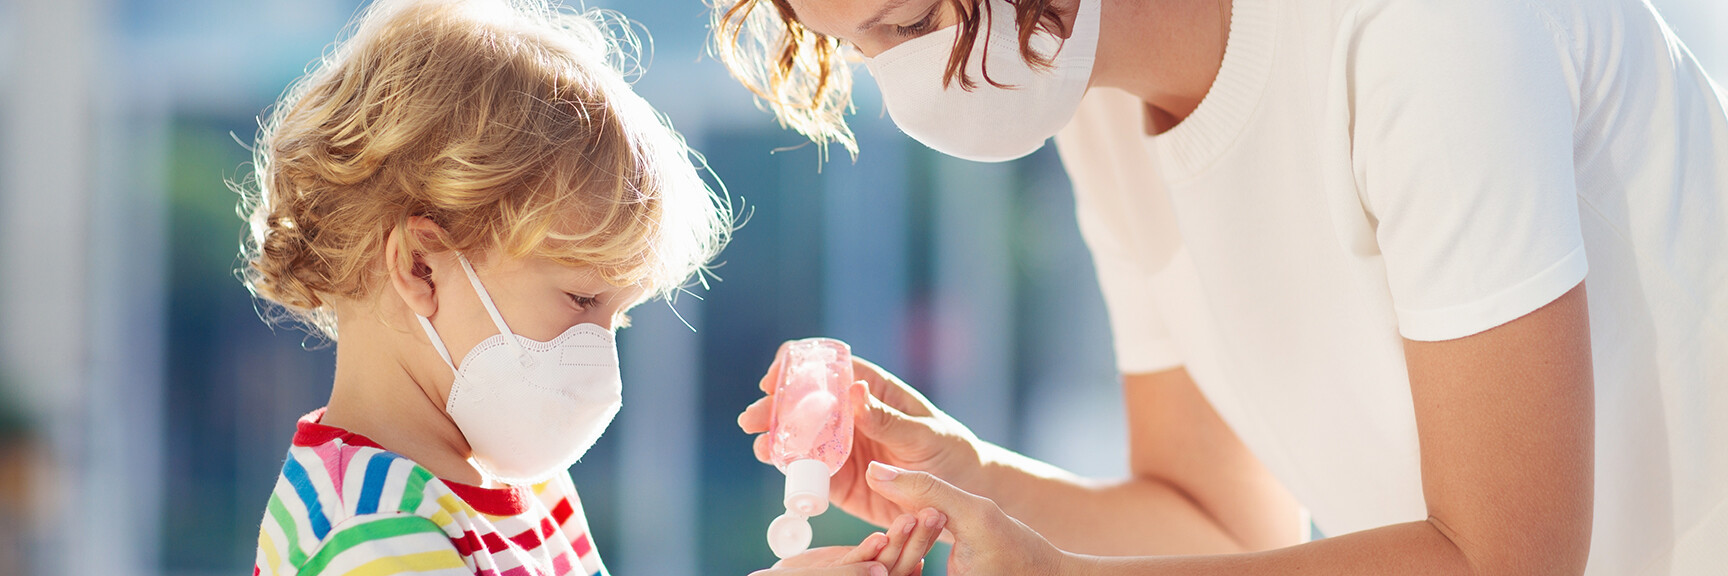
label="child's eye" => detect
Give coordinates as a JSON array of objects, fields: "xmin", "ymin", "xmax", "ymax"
[
  {"xmin": 894, "ymin": 4, "xmax": 941, "ymax": 37},
  {"xmin": 568, "ymin": 294, "xmax": 599, "ymax": 309}
]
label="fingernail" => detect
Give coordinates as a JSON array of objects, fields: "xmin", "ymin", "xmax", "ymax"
[
  {"xmin": 867, "ymin": 461, "xmax": 901, "ymax": 482},
  {"xmin": 925, "ymin": 511, "xmax": 946, "ymax": 528},
  {"xmin": 869, "ymin": 564, "xmax": 888, "ymax": 576},
  {"xmin": 899, "ymin": 515, "xmax": 915, "ymax": 535}
]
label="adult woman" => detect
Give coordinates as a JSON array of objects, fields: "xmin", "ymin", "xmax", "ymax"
[{"xmin": 717, "ymin": 0, "xmax": 1728, "ymax": 574}]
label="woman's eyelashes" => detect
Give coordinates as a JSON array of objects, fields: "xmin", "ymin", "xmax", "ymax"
[{"xmin": 894, "ymin": 2, "xmax": 943, "ymax": 37}]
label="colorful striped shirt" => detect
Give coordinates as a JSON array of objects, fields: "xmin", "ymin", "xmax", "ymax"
[{"xmin": 254, "ymin": 409, "xmax": 608, "ymax": 576}]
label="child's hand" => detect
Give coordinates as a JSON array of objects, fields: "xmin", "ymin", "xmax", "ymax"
[
  {"xmin": 751, "ymin": 509, "xmax": 946, "ymax": 576},
  {"xmin": 869, "ymin": 509, "xmax": 946, "ymax": 576},
  {"xmin": 752, "ymin": 542, "xmax": 886, "ymax": 576}
]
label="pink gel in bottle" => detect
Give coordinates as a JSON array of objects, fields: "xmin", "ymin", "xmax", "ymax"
[{"xmin": 764, "ymin": 338, "xmax": 855, "ymax": 559}]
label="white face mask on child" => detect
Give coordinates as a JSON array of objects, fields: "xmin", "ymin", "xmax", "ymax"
[{"xmin": 415, "ymin": 253, "xmax": 623, "ymax": 485}]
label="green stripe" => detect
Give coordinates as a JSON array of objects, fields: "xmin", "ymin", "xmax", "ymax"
[
  {"xmin": 299, "ymin": 515, "xmax": 448, "ymax": 575},
  {"xmin": 398, "ymin": 466, "xmax": 433, "ymax": 514},
  {"xmin": 266, "ymin": 492, "xmax": 309, "ymax": 567}
]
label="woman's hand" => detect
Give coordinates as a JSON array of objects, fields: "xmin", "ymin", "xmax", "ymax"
[
  {"xmin": 752, "ymin": 509, "xmax": 949, "ymax": 576},
  {"xmin": 864, "ymin": 462, "xmax": 1075, "ymax": 576},
  {"xmin": 739, "ymin": 351, "xmax": 988, "ymax": 529}
]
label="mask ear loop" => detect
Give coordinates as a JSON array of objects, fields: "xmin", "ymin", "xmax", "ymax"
[
  {"xmin": 455, "ymin": 253, "xmax": 535, "ymax": 366},
  {"xmin": 416, "ymin": 315, "xmax": 459, "ymax": 372}
]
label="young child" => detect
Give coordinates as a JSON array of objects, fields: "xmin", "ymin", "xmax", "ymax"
[{"xmin": 239, "ymin": 1, "xmax": 937, "ymax": 574}]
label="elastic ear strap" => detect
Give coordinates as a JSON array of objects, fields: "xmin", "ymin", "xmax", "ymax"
[
  {"xmin": 455, "ymin": 253, "xmax": 528, "ymax": 352},
  {"xmin": 416, "ymin": 314, "xmax": 458, "ymax": 372}
]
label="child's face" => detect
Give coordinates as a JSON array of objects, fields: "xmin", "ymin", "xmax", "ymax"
[{"xmin": 427, "ymin": 252, "xmax": 644, "ymax": 366}]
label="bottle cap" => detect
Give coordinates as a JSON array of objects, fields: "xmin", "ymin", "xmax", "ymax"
[
  {"xmin": 767, "ymin": 512, "xmax": 813, "ymax": 559},
  {"xmin": 783, "ymin": 459, "xmax": 831, "ymax": 517}
]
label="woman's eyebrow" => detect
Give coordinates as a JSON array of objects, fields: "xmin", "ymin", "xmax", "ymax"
[{"xmin": 856, "ymin": 0, "xmax": 918, "ymax": 33}]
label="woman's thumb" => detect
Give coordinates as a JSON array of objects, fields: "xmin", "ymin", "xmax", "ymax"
[
  {"xmin": 851, "ymin": 382, "xmax": 921, "ymax": 445},
  {"xmin": 864, "ymin": 462, "xmax": 992, "ymax": 536}
]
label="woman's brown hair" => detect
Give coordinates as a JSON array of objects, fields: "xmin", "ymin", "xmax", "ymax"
[{"xmin": 710, "ymin": 0, "xmax": 1069, "ymax": 156}]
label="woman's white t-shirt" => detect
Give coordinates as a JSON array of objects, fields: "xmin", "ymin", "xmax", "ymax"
[{"xmin": 1052, "ymin": 0, "xmax": 1728, "ymax": 573}]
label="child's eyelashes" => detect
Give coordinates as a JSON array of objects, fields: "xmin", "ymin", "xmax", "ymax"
[{"xmin": 568, "ymin": 294, "xmax": 599, "ymax": 310}]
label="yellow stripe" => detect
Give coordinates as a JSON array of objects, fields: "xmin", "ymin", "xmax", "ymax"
[
  {"xmin": 340, "ymin": 550, "xmax": 467, "ymax": 576},
  {"xmin": 434, "ymin": 494, "xmax": 471, "ymax": 517},
  {"xmin": 428, "ymin": 509, "xmax": 454, "ymax": 528},
  {"xmin": 258, "ymin": 529, "xmax": 282, "ymax": 574}
]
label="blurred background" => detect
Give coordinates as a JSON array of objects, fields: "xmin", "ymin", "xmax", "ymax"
[{"xmin": 0, "ymin": 0, "xmax": 1723, "ymax": 574}]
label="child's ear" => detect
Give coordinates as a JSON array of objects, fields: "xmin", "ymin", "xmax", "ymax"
[{"xmin": 385, "ymin": 217, "xmax": 450, "ymax": 318}]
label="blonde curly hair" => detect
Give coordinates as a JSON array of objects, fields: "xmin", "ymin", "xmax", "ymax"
[{"xmin": 237, "ymin": 0, "xmax": 730, "ymax": 340}]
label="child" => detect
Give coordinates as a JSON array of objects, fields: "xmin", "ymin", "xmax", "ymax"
[{"xmin": 238, "ymin": 1, "xmax": 937, "ymax": 574}]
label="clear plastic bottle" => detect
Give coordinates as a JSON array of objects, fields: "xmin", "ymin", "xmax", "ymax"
[{"xmin": 765, "ymin": 338, "xmax": 855, "ymax": 559}]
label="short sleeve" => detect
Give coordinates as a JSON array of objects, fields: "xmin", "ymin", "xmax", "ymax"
[
  {"xmin": 297, "ymin": 513, "xmax": 469, "ymax": 576},
  {"xmin": 1057, "ymin": 89, "xmax": 1187, "ymax": 373},
  {"xmin": 1091, "ymin": 247, "xmax": 1185, "ymax": 373},
  {"xmin": 1350, "ymin": 0, "xmax": 1588, "ymax": 341}
]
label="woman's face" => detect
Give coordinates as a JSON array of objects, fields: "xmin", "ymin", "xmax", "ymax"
[{"xmin": 784, "ymin": 0, "xmax": 959, "ymax": 56}]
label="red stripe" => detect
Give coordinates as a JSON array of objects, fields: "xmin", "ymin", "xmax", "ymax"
[
  {"xmin": 450, "ymin": 530, "xmax": 485, "ymax": 556},
  {"xmin": 539, "ymin": 517, "xmax": 557, "ymax": 538},
  {"xmin": 482, "ymin": 531, "xmax": 511, "ymax": 553},
  {"xmin": 550, "ymin": 499, "xmax": 574, "ymax": 526},
  {"xmin": 508, "ymin": 526, "xmax": 544, "ymax": 550}
]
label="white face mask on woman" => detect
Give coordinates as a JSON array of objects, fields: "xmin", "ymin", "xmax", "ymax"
[
  {"xmin": 415, "ymin": 254, "xmax": 623, "ymax": 486},
  {"xmin": 864, "ymin": 0, "xmax": 1101, "ymax": 163}
]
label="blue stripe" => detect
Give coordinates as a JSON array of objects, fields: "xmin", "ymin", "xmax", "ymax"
[
  {"xmin": 355, "ymin": 452, "xmax": 397, "ymax": 515},
  {"xmin": 282, "ymin": 457, "xmax": 333, "ymax": 539}
]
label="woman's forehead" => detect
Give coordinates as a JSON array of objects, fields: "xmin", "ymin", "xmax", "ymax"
[{"xmin": 786, "ymin": 0, "xmax": 915, "ymax": 39}]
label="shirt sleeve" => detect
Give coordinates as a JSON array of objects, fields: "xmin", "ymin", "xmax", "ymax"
[
  {"xmin": 1349, "ymin": 0, "xmax": 1588, "ymax": 341},
  {"xmin": 1056, "ymin": 89, "xmax": 1187, "ymax": 372},
  {"xmin": 296, "ymin": 513, "xmax": 470, "ymax": 576},
  {"xmin": 1090, "ymin": 247, "xmax": 1186, "ymax": 373}
]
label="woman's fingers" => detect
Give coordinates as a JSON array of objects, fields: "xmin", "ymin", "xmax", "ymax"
[
  {"xmin": 864, "ymin": 462, "xmax": 995, "ymax": 541},
  {"xmin": 850, "ymin": 383, "xmax": 925, "ymax": 448},
  {"xmin": 739, "ymin": 395, "xmax": 772, "ymax": 433},
  {"xmin": 888, "ymin": 509, "xmax": 946, "ymax": 576},
  {"xmin": 759, "ymin": 341, "xmax": 791, "ymax": 393},
  {"xmin": 852, "ymin": 357, "xmax": 936, "ymax": 418},
  {"xmin": 753, "ymin": 433, "xmax": 771, "ymax": 463}
]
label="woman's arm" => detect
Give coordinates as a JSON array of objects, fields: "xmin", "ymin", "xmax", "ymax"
[
  {"xmin": 866, "ymin": 282, "xmax": 1595, "ymax": 576},
  {"xmin": 979, "ymin": 367, "xmax": 1305, "ymax": 555}
]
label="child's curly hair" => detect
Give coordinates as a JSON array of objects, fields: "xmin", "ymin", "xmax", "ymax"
[{"xmin": 237, "ymin": 0, "xmax": 730, "ymax": 340}]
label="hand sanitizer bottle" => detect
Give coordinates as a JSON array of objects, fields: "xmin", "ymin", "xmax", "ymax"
[{"xmin": 765, "ymin": 338, "xmax": 855, "ymax": 559}]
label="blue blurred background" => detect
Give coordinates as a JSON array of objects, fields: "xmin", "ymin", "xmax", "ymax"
[{"xmin": 0, "ymin": 0, "xmax": 1722, "ymax": 574}]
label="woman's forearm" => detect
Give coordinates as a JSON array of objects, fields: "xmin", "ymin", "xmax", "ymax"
[
  {"xmin": 971, "ymin": 441, "xmax": 1248, "ymax": 557},
  {"xmin": 1065, "ymin": 519, "xmax": 1482, "ymax": 576}
]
